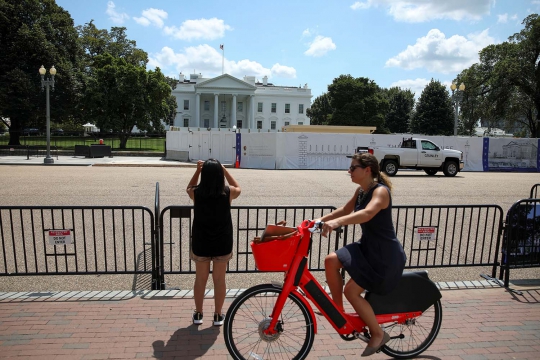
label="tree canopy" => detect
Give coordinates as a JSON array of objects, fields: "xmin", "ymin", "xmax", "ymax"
[
  {"xmin": 383, "ymin": 87, "xmax": 415, "ymax": 134},
  {"xmin": 306, "ymin": 93, "xmax": 332, "ymax": 125},
  {"xmin": 410, "ymin": 79, "xmax": 454, "ymax": 136}
]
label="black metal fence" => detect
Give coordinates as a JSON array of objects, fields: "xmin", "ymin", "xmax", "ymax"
[{"xmin": 531, "ymin": 184, "xmax": 540, "ymax": 198}]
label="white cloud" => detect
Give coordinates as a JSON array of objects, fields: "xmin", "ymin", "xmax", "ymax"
[
  {"xmin": 164, "ymin": 18, "xmax": 232, "ymax": 41},
  {"xmin": 302, "ymin": 28, "xmax": 312, "ymax": 38},
  {"xmin": 350, "ymin": 0, "xmax": 494, "ymax": 22},
  {"xmin": 390, "ymin": 78, "xmax": 454, "ymax": 98},
  {"xmin": 304, "ymin": 36, "xmax": 336, "ymax": 57},
  {"xmin": 385, "ymin": 28, "xmax": 495, "ymax": 73},
  {"xmin": 106, "ymin": 1, "xmax": 129, "ymax": 24},
  {"xmin": 497, "ymin": 13, "xmax": 508, "ymax": 23},
  {"xmin": 133, "ymin": 8, "xmax": 168, "ymax": 28},
  {"xmin": 148, "ymin": 45, "xmax": 296, "ymax": 81}
]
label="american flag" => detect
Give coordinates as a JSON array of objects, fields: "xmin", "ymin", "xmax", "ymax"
[{"xmin": 220, "ymin": 44, "xmax": 224, "ymax": 50}]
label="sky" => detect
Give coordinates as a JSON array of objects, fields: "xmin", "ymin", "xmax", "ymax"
[{"xmin": 55, "ymin": 0, "xmax": 540, "ymax": 100}]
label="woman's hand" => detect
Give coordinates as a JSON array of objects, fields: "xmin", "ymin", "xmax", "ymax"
[
  {"xmin": 196, "ymin": 160, "xmax": 204, "ymax": 171},
  {"xmin": 321, "ymin": 219, "xmax": 340, "ymax": 238}
]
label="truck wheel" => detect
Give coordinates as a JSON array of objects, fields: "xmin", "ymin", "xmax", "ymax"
[
  {"xmin": 383, "ymin": 160, "xmax": 398, "ymax": 176},
  {"xmin": 443, "ymin": 161, "xmax": 458, "ymax": 177},
  {"xmin": 424, "ymin": 169, "xmax": 438, "ymax": 176}
]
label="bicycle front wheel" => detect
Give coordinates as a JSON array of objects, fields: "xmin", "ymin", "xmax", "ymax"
[
  {"xmin": 223, "ymin": 284, "xmax": 315, "ymax": 360},
  {"xmin": 381, "ymin": 299, "xmax": 443, "ymax": 359}
]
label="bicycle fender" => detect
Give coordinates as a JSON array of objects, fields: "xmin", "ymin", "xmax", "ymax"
[{"xmin": 291, "ymin": 289, "xmax": 318, "ymax": 334}]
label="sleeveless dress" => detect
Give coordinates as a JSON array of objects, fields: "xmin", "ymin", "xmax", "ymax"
[
  {"xmin": 191, "ymin": 186, "xmax": 233, "ymax": 257},
  {"xmin": 335, "ymin": 183, "xmax": 406, "ymax": 295}
]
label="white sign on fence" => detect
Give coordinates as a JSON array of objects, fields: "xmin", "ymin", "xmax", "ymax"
[
  {"xmin": 414, "ymin": 226, "xmax": 437, "ymax": 241},
  {"xmin": 48, "ymin": 230, "xmax": 73, "ymax": 246}
]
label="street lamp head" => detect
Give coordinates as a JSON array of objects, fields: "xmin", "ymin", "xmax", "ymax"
[
  {"xmin": 39, "ymin": 65, "xmax": 46, "ymax": 76},
  {"xmin": 50, "ymin": 66, "xmax": 56, "ymax": 76},
  {"xmin": 459, "ymin": 82, "xmax": 465, "ymax": 91}
]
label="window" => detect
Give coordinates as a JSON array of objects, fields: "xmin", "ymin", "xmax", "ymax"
[
  {"xmin": 284, "ymin": 121, "xmax": 290, "ymax": 126},
  {"xmin": 257, "ymin": 102, "xmax": 263, "ymax": 112},
  {"xmin": 204, "ymin": 101, "xmax": 210, "ymax": 111},
  {"xmin": 221, "ymin": 101, "xmax": 226, "ymax": 113},
  {"xmin": 204, "ymin": 119, "xmax": 210, "ymax": 128},
  {"xmin": 298, "ymin": 122, "xmax": 303, "ymax": 125},
  {"xmin": 236, "ymin": 120, "xmax": 242, "ymax": 128},
  {"xmin": 285, "ymin": 104, "xmax": 290, "ymax": 113},
  {"xmin": 184, "ymin": 100, "xmax": 189, "ymax": 110},
  {"xmin": 183, "ymin": 118, "xmax": 189, "ymax": 127},
  {"xmin": 299, "ymin": 104, "xmax": 304, "ymax": 114},
  {"xmin": 271, "ymin": 121, "xmax": 276, "ymax": 130},
  {"xmin": 421, "ymin": 141, "xmax": 438, "ymax": 150},
  {"xmin": 237, "ymin": 102, "xmax": 243, "ymax": 112},
  {"xmin": 271, "ymin": 103, "xmax": 276, "ymax": 113},
  {"xmin": 257, "ymin": 121, "xmax": 262, "ymax": 129}
]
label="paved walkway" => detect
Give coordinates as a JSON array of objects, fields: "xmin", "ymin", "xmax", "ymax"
[
  {"xmin": 0, "ymin": 280, "xmax": 539, "ymax": 360},
  {"xmin": 0, "ymin": 154, "xmax": 197, "ymax": 167}
]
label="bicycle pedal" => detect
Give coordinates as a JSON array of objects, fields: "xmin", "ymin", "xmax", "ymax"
[{"xmin": 271, "ymin": 281, "xmax": 283, "ymax": 288}]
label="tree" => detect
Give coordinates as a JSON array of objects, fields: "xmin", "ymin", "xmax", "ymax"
[
  {"xmin": 306, "ymin": 93, "xmax": 333, "ymax": 125},
  {"xmin": 84, "ymin": 54, "xmax": 174, "ymax": 148},
  {"xmin": 410, "ymin": 79, "xmax": 454, "ymax": 135},
  {"xmin": 0, "ymin": 0, "xmax": 83, "ymax": 145},
  {"xmin": 327, "ymin": 75, "xmax": 388, "ymax": 129},
  {"xmin": 383, "ymin": 87, "xmax": 415, "ymax": 133}
]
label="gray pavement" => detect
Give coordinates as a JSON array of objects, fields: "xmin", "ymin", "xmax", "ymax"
[{"xmin": 0, "ymin": 154, "xmax": 197, "ymax": 167}]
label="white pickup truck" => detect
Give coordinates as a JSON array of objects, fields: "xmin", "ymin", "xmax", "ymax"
[{"xmin": 367, "ymin": 138, "xmax": 464, "ymax": 177}]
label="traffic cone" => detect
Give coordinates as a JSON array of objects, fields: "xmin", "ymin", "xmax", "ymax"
[{"xmin": 235, "ymin": 154, "xmax": 240, "ymax": 168}]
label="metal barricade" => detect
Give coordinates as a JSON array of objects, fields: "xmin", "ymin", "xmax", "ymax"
[{"xmin": 531, "ymin": 184, "xmax": 540, "ymax": 199}]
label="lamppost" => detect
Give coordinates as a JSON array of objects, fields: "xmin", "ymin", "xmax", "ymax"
[
  {"xmin": 39, "ymin": 65, "xmax": 57, "ymax": 164},
  {"xmin": 450, "ymin": 82, "xmax": 465, "ymax": 136}
]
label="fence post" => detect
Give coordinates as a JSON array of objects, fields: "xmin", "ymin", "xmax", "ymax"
[{"xmin": 153, "ymin": 182, "xmax": 162, "ymax": 290}]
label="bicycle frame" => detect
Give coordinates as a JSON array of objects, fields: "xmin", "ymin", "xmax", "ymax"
[{"xmin": 263, "ymin": 220, "xmax": 422, "ymax": 338}]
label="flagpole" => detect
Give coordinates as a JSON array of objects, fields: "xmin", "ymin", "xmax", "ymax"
[{"xmin": 221, "ymin": 44, "xmax": 224, "ymax": 75}]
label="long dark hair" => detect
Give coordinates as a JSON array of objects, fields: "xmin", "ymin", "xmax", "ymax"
[
  {"xmin": 194, "ymin": 159, "xmax": 226, "ymax": 198},
  {"xmin": 351, "ymin": 153, "xmax": 393, "ymax": 192}
]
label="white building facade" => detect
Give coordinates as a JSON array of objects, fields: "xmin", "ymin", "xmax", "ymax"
[{"xmin": 171, "ymin": 73, "xmax": 312, "ymax": 131}]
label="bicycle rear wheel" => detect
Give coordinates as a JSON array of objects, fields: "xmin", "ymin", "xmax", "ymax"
[
  {"xmin": 223, "ymin": 284, "xmax": 315, "ymax": 360},
  {"xmin": 381, "ymin": 299, "xmax": 442, "ymax": 359}
]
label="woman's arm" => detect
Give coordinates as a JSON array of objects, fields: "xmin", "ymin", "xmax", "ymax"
[
  {"xmin": 321, "ymin": 186, "xmax": 390, "ymax": 237},
  {"xmin": 186, "ymin": 160, "xmax": 204, "ymax": 201},
  {"xmin": 223, "ymin": 166, "xmax": 241, "ymax": 201}
]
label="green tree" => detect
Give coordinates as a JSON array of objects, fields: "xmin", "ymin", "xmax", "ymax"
[
  {"xmin": 84, "ymin": 54, "xmax": 173, "ymax": 148},
  {"xmin": 306, "ymin": 93, "xmax": 333, "ymax": 125},
  {"xmin": 410, "ymin": 79, "xmax": 454, "ymax": 135},
  {"xmin": 0, "ymin": 0, "xmax": 83, "ymax": 145},
  {"xmin": 383, "ymin": 87, "xmax": 415, "ymax": 133},
  {"xmin": 327, "ymin": 75, "xmax": 388, "ymax": 129}
]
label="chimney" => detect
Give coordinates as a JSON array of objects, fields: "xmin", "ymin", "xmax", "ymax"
[
  {"xmin": 263, "ymin": 76, "xmax": 268, "ymax": 86},
  {"xmin": 179, "ymin": 72, "xmax": 184, "ymax": 82}
]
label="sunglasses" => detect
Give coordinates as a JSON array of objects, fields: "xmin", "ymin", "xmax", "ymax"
[{"xmin": 349, "ymin": 165, "xmax": 365, "ymax": 172}]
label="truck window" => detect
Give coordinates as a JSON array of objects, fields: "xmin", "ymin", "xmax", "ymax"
[
  {"xmin": 421, "ymin": 141, "xmax": 437, "ymax": 150},
  {"xmin": 402, "ymin": 140, "xmax": 416, "ymax": 149}
]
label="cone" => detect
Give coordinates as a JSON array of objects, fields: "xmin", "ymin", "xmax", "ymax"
[{"xmin": 235, "ymin": 155, "xmax": 240, "ymax": 168}]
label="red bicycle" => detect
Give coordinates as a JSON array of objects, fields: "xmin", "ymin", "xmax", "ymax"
[{"xmin": 223, "ymin": 220, "xmax": 443, "ymax": 359}]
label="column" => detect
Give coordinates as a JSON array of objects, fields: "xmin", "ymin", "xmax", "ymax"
[
  {"xmin": 232, "ymin": 94, "xmax": 237, "ymax": 128},
  {"xmin": 250, "ymin": 95, "xmax": 255, "ymax": 129},
  {"xmin": 214, "ymin": 94, "xmax": 219, "ymax": 128},
  {"xmin": 195, "ymin": 93, "xmax": 200, "ymax": 127}
]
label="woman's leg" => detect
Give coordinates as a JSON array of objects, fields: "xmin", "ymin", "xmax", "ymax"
[
  {"xmin": 324, "ymin": 253, "xmax": 344, "ymax": 311},
  {"xmin": 194, "ymin": 261, "xmax": 211, "ymax": 313},
  {"xmin": 211, "ymin": 261, "xmax": 228, "ymax": 314},
  {"xmin": 343, "ymin": 279, "xmax": 384, "ymax": 347}
]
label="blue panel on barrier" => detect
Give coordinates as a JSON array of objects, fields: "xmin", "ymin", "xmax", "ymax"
[
  {"xmin": 236, "ymin": 133, "xmax": 241, "ymax": 165},
  {"xmin": 482, "ymin": 137, "xmax": 489, "ymax": 171}
]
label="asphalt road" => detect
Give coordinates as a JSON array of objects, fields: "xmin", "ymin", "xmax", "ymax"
[{"xmin": 0, "ymin": 165, "xmax": 538, "ymax": 292}]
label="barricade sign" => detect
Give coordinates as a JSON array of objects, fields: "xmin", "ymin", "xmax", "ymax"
[
  {"xmin": 414, "ymin": 226, "xmax": 437, "ymax": 241},
  {"xmin": 48, "ymin": 230, "xmax": 73, "ymax": 246}
]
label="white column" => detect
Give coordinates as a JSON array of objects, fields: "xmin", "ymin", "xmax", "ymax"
[
  {"xmin": 232, "ymin": 94, "xmax": 237, "ymax": 128},
  {"xmin": 250, "ymin": 95, "xmax": 255, "ymax": 129},
  {"xmin": 214, "ymin": 93, "xmax": 219, "ymax": 128},
  {"xmin": 195, "ymin": 93, "xmax": 200, "ymax": 127}
]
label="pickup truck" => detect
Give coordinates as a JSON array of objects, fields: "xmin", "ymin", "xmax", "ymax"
[{"xmin": 366, "ymin": 138, "xmax": 464, "ymax": 177}]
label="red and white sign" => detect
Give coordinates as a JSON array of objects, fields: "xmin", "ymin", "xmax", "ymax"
[
  {"xmin": 414, "ymin": 227, "xmax": 437, "ymax": 241},
  {"xmin": 48, "ymin": 230, "xmax": 73, "ymax": 246}
]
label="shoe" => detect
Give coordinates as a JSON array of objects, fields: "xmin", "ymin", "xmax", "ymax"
[
  {"xmin": 213, "ymin": 313, "xmax": 225, "ymax": 326},
  {"xmin": 361, "ymin": 331, "xmax": 390, "ymax": 357},
  {"xmin": 192, "ymin": 311, "xmax": 203, "ymax": 325}
]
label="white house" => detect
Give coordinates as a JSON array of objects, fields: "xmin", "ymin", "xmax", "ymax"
[{"xmin": 171, "ymin": 73, "xmax": 312, "ymax": 131}]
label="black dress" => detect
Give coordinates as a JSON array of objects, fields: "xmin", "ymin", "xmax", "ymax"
[
  {"xmin": 191, "ymin": 186, "xmax": 233, "ymax": 257},
  {"xmin": 335, "ymin": 184, "xmax": 406, "ymax": 295}
]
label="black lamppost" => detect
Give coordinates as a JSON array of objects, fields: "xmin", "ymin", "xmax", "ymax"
[
  {"xmin": 450, "ymin": 82, "xmax": 465, "ymax": 136},
  {"xmin": 39, "ymin": 65, "xmax": 57, "ymax": 164}
]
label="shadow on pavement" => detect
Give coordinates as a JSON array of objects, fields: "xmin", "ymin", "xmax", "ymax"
[{"xmin": 152, "ymin": 324, "xmax": 220, "ymax": 359}]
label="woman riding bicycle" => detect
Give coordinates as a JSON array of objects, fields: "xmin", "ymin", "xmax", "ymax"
[{"xmin": 318, "ymin": 153, "xmax": 406, "ymax": 357}]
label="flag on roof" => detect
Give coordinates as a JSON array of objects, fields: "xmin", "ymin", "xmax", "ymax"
[{"xmin": 220, "ymin": 44, "xmax": 224, "ymax": 50}]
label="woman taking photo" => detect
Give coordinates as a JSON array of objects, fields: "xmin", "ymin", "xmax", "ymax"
[{"xmin": 186, "ymin": 159, "xmax": 241, "ymax": 326}]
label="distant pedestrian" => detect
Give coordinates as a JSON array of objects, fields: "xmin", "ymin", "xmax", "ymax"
[{"xmin": 186, "ymin": 159, "xmax": 241, "ymax": 326}]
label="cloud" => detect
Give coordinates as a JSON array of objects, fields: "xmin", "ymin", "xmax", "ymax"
[
  {"xmin": 164, "ymin": 18, "xmax": 232, "ymax": 41},
  {"xmin": 148, "ymin": 45, "xmax": 296, "ymax": 81},
  {"xmin": 350, "ymin": 0, "xmax": 494, "ymax": 22},
  {"xmin": 133, "ymin": 8, "xmax": 168, "ymax": 28},
  {"xmin": 389, "ymin": 78, "xmax": 429, "ymax": 97},
  {"xmin": 106, "ymin": 1, "xmax": 129, "ymax": 24},
  {"xmin": 302, "ymin": 28, "xmax": 312, "ymax": 38},
  {"xmin": 304, "ymin": 36, "xmax": 336, "ymax": 57},
  {"xmin": 385, "ymin": 28, "xmax": 495, "ymax": 73},
  {"xmin": 497, "ymin": 13, "xmax": 508, "ymax": 23}
]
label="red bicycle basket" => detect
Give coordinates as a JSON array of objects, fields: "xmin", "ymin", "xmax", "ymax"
[{"xmin": 251, "ymin": 232, "xmax": 301, "ymax": 271}]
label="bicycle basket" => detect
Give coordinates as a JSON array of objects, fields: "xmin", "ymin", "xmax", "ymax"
[{"xmin": 251, "ymin": 225, "xmax": 300, "ymax": 271}]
